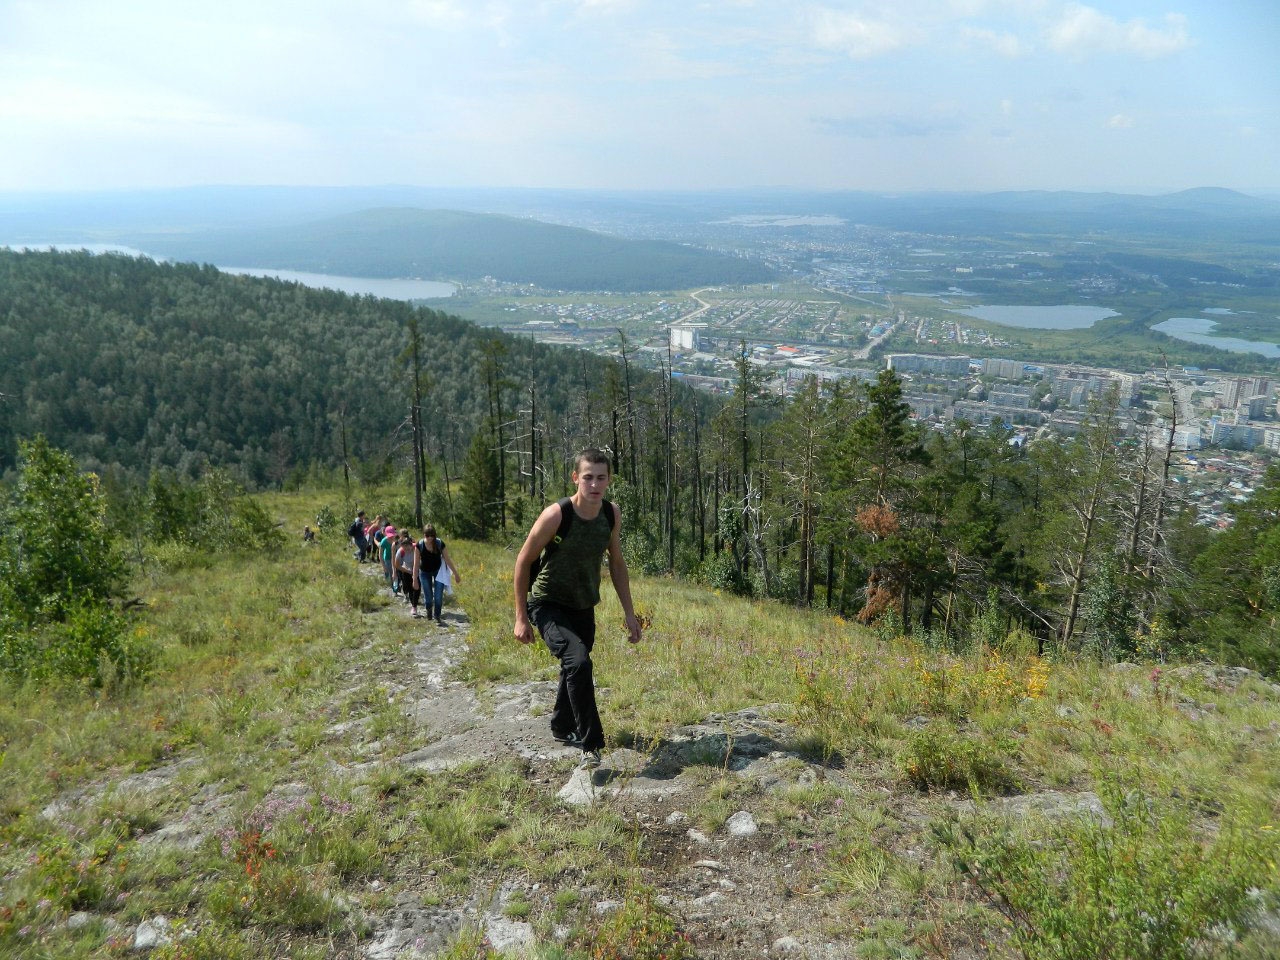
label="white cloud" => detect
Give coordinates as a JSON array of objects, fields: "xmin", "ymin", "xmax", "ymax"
[
  {"xmin": 1047, "ymin": 4, "xmax": 1190, "ymax": 59},
  {"xmin": 1107, "ymin": 113, "xmax": 1134, "ymax": 128},
  {"xmin": 961, "ymin": 26, "xmax": 1026, "ymax": 57},
  {"xmin": 402, "ymin": 0, "xmax": 469, "ymax": 23},
  {"xmin": 809, "ymin": 7, "xmax": 909, "ymax": 59}
]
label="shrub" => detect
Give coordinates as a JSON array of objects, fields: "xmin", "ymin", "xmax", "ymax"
[
  {"xmin": 935, "ymin": 780, "xmax": 1280, "ymax": 960},
  {"xmin": 0, "ymin": 436, "xmax": 126, "ymax": 621},
  {"xmin": 586, "ymin": 887, "xmax": 692, "ymax": 960},
  {"xmin": 0, "ymin": 598, "xmax": 151, "ymax": 685},
  {"xmin": 909, "ymin": 648, "xmax": 1048, "ymax": 720},
  {"xmin": 313, "ymin": 504, "xmax": 340, "ymax": 534},
  {"xmin": 146, "ymin": 470, "xmax": 283, "ymax": 553},
  {"xmin": 207, "ymin": 862, "xmax": 344, "ymax": 932},
  {"xmin": 208, "ymin": 787, "xmax": 375, "ymax": 933},
  {"xmin": 150, "ymin": 925, "xmax": 257, "ymax": 960},
  {"xmin": 695, "ymin": 551, "xmax": 748, "ymax": 595},
  {"xmin": 337, "ymin": 577, "xmax": 379, "ymax": 613},
  {"xmin": 897, "ymin": 726, "xmax": 1019, "ymax": 794},
  {"xmin": 11, "ymin": 813, "xmax": 138, "ymax": 914},
  {"xmin": 437, "ymin": 926, "xmax": 499, "ymax": 960}
]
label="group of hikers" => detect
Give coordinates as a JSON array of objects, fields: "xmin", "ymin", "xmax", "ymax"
[
  {"xmin": 345, "ymin": 447, "xmax": 643, "ymax": 772},
  {"xmin": 348, "ymin": 511, "xmax": 461, "ymax": 622}
]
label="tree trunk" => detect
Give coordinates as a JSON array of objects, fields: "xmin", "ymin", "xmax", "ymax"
[
  {"xmin": 339, "ymin": 404, "xmax": 350, "ymax": 502},
  {"xmin": 825, "ymin": 544, "xmax": 835, "ymax": 609},
  {"xmin": 1062, "ymin": 472, "xmax": 1106, "ymax": 645}
]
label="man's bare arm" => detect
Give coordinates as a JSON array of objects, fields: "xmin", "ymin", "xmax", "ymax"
[
  {"xmin": 606, "ymin": 508, "xmax": 642, "ymax": 644},
  {"xmin": 513, "ymin": 504, "xmax": 562, "ymax": 644}
]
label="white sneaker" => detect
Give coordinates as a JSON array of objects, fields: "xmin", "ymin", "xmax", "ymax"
[{"xmin": 578, "ymin": 750, "xmax": 602, "ymax": 770}]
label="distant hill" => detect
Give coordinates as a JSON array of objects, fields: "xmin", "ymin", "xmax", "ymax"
[
  {"xmin": 138, "ymin": 207, "xmax": 775, "ymax": 292},
  {"xmin": 7, "ymin": 184, "xmax": 1279, "ymax": 254}
]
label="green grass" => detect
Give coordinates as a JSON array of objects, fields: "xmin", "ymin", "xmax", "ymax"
[
  {"xmin": 454, "ymin": 532, "xmax": 1280, "ymax": 954},
  {"xmin": 4, "ymin": 490, "xmax": 1280, "ymax": 958}
]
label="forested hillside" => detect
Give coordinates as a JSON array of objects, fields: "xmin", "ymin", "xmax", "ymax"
[
  {"xmin": 4, "ymin": 248, "xmax": 1279, "ymax": 677},
  {"xmin": 139, "ymin": 207, "xmax": 776, "ymax": 292},
  {"xmin": 3, "ymin": 251, "xmax": 1280, "ymax": 958},
  {"xmin": 0, "ymin": 249, "xmax": 626, "ymax": 484}
]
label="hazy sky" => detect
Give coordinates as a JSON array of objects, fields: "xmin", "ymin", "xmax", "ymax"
[{"xmin": 1, "ymin": 0, "xmax": 1275, "ymax": 193}]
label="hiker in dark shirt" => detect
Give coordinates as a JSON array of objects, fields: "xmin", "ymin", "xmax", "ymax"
[
  {"xmin": 513, "ymin": 448, "xmax": 641, "ymax": 769},
  {"xmin": 348, "ymin": 510, "xmax": 369, "ymax": 561},
  {"xmin": 418, "ymin": 525, "xmax": 461, "ymax": 625}
]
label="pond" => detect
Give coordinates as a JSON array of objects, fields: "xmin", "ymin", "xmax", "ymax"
[
  {"xmin": 220, "ymin": 266, "xmax": 454, "ymax": 300},
  {"xmin": 4, "ymin": 243, "xmax": 456, "ymax": 300},
  {"xmin": 949, "ymin": 304, "xmax": 1118, "ymax": 330},
  {"xmin": 1151, "ymin": 316, "xmax": 1280, "ymax": 358}
]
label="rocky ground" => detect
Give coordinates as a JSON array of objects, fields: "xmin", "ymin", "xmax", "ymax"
[
  {"xmin": 341, "ymin": 578, "xmax": 890, "ymax": 960},
  {"xmin": 45, "ymin": 572, "xmax": 1278, "ymax": 958},
  {"xmin": 33, "ymin": 569, "xmax": 932, "ymax": 958}
]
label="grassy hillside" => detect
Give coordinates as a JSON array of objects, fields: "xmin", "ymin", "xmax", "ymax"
[
  {"xmin": 141, "ymin": 207, "xmax": 776, "ymax": 292},
  {"xmin": 2, "ymin": 491, "xmax": 1278, "ymax": 959}
]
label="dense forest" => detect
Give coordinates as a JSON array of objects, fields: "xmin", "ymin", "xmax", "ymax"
[
  {"xmin": 0, "ymin": 249, "xmax": 644, "ymax": 485},
  {"xmin": 141, "ymin": 207, "xmax": 776, "ymax": 292},
  {"xmin": 3, "ymin": 249, "xmax": 1277, "ymax": 679}
]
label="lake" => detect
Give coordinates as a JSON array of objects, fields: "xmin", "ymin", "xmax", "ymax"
[
  {"xmin": 4, "ymin": 243, "xmax": 455, "ymax": 300},
  {"xmin": 220, "ymin": 266, "xmax": 454, "ymax": 300},
  {"xmin": 1151, "ymin": 316, "xmax": 1280, "ymax": 358},
  {"xmin": 950, "ymin": 304, "xmax": 1118, "ymax": 330}
]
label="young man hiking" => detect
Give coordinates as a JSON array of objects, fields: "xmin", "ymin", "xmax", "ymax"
[{"xmin": 514, "ymin": 448, "xmax": 642, "ymax": 769}]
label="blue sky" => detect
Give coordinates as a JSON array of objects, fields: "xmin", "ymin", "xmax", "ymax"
[{"xmin": 0, "ymin": 0, "xmax": 1275, "ymax": 192}]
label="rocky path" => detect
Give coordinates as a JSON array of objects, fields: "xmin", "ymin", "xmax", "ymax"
[
  {"xmin": 347, "ymin": 573, "xmax": 879, "ymax": 960},
  {"xmin": 31, "ymin": 569, "xmax": 939, "ymax": 959}
]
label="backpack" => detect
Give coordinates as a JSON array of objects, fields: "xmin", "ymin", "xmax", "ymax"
[
  {"xmin": 527, "ymin": 497, "xmax": 615, "ymax": 591},
  {"xmin": 348, "ymin": 520, "xmax": 363, "ymax": 539}
]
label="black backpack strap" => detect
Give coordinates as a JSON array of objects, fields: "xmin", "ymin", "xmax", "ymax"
[
  {"xmin": 602, "ymin": 499, "xmax": 616, "ymax": 531},
  {"xmin": 551, "ymin": 497, "xmax": 574, "ymax": 547}
]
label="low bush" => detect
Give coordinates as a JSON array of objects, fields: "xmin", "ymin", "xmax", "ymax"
[
  {"xmin": 585, "ymin": 886, "xmax": 693, "ymax": 960},
  {"xmin": 935, "ymin": 780, "xmax": 1280, "ymax": 960},
  {"xmin": 146, "ymin": 470, "xmax": 283, "ymax": 553},
  {"xmin": 209, "ymin": 786, "xmax": 377, "ymax": 933},
  {"xmin": 0, "ymin": 599, "xmax": 152, "ymax": 686},
  {"xmin": 150, "ymin": 924, "xmax": 259, "ymax": 960},
  {"xmin": 694, "ymin": 551, "xmax": 748, "ymax": 594},
  {"xmin": 897, "ymin": 726, "xmax": 1019, "ymax": 794},
  {"xmin": 909, "ymin": 648, "xmax": 1049, "ymax": 720}
]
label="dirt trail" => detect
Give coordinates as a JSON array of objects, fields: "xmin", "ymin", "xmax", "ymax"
[
  {"xmin": 34, "ymin": 567, "xmax": 944, "ymax": 959},
  {"xmin": 348, "ymin": 571, "xmax": 892, "ymax": 960}
]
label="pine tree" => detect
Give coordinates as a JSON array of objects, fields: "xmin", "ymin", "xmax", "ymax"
[
  {"xmin": 457, "ymin": 420, "xmax": 501, "ymax": 540},
  {"xmin": 837, "ymin": 370, "xmax": 930, "ymax": 628}
]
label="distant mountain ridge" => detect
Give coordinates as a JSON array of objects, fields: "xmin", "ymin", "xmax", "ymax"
[
  {"xmin": 5, "ymin": 184, "xmax": 1278, "ymax": 269},
  {"xmin": 136, "ymin": 206, "xmax": 775, "ymax": 292}
]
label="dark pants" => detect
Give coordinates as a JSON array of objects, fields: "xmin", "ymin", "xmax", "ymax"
[
  {"xmin": 398, "ymin": 570, "xmax": 420, "ymax": 608},
  {"xmin": 531, "ymin": 602, "xmax": 603, "ymax": 752}
]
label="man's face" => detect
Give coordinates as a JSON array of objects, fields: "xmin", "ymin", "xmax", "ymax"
[{"xmin": 572, "ymin": 460, "xmax": 611, "ymax": 501}]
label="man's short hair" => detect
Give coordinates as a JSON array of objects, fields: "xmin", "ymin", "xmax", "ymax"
[{"xmin": 573, "ymin": 447, "xmax": 611, "ymax": 474}]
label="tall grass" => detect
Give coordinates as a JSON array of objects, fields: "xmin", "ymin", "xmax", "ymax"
[{"xmin": 3, "ymin": 491, "xmax": 1278, "ymax": 959}]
